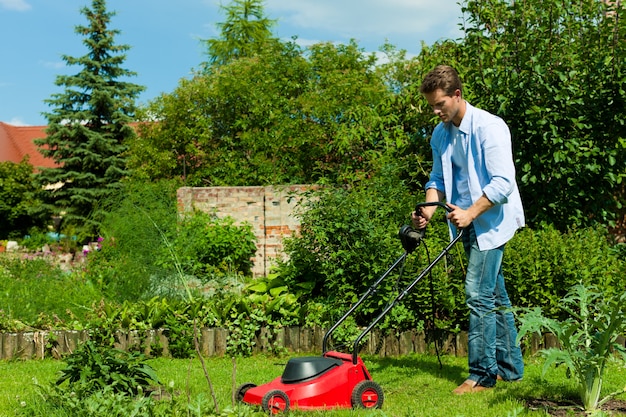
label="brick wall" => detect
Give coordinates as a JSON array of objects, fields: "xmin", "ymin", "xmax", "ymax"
[{"xmin": 177, "ymin": 185, "xmax": 313, "ymax": 277}]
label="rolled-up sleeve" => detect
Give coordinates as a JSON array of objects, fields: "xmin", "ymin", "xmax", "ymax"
[{"xmin": 478, "ymin": 120, "xmax": 517, "ymax": 206}]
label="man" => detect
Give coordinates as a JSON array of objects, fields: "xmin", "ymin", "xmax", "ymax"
[{"xmin": 412, "ymin": 65, "xmax": 525, "ymax": 394}]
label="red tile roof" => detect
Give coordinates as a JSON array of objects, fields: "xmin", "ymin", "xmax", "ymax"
[{"xmin": 0, "ymin": 122, "xmax": 58, "ymax": 169}]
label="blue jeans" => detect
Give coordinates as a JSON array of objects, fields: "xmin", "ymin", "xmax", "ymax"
[{"xmin": 462, "ymin": 224, "xmax": 524, "ymax": 387}]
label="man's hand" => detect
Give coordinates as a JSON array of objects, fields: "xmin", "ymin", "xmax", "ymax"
[
  {"xmin": 411, "ymin": 208, "xmax": 431, "ymax": 230},
  {"xmin": 447, "ymin": 195, "xmax": 494, "ymax": 228},
  {"xmin": 446, "ymin": 203, "xmax": 473, "ymax": 228}
]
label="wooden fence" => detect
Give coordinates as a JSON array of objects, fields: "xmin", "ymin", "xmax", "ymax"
[{"xmin": 0, "ymin": 327, "xmax": 572, "ymax": 361}]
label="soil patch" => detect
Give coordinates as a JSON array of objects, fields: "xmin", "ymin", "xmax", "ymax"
[{"xmin": 526, "ymin": 398, "xmax": 626, "ymax": 416}]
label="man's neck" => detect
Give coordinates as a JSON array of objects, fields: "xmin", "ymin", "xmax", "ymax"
[{"xmin": 452, "ymin": 100, "xmax": 467, "ymax": 127}]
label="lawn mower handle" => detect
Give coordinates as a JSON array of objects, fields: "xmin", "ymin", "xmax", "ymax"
[
  {"xmin": 399, "ymin": 202, "xmax": 454, "ymax": 252},
  {"xmin": 415, "ymin": 201, "xmax": 454, "ymax": 215},
  {"xmin": 351, "ymin": 226, "xmax": 464, "ymax": 364}
]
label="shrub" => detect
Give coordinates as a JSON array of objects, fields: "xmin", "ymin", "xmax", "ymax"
[
  {"xmin": 278, "ymin": 163, "xmax": 431, "ymax": 329},
  {"xmin": 504, "ymin": 225, "xmax": 626, "ymax": 319},
  {"xmin": 172, "ymin": 209, "xmax": 257, "ymax": 279},
  {"xmin": 56, "ymin": 340, "xmax": 160, "ymax": 397},
  {"xmin": 278, "ymin": 167, "xmax": 625, "ymax": 336}
]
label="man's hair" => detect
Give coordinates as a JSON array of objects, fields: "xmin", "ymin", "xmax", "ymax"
[{"xmin": 420, "ymin": 65, "xmax": 462, "ymax": 96}]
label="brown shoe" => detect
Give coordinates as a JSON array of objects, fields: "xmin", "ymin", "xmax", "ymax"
[
  {"xmin": 452, "ymin": 379, "xmax": 491, "ymax": 395},
  {"xmin": 497, "ymin": 375, "xmax": 522, "ymax": 382}
]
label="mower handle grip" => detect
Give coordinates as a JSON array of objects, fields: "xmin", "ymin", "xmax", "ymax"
[
  {"xmin": 415, "ymin": 201, "xmax": 454, "ymax": 214},
  {"xmin": 412, "ymin": 202, "xmax": 454, "ymax": 237}
]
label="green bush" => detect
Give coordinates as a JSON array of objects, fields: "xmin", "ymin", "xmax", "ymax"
[
  {"xmin": 279, "ymin": 170, "xmax": 626, "ymax": 335},
  {"xmin": 18, "ymin": 340, "xmax": 175, "ymax": 417},
  {"xmin": 504, "ymin": 225, "xmax": 626, "ymax": 320},
  {"xmin": 87, "ymin": 180, "xmax": 257, "ymax": 302},
  {"xmin": 0, "ymin": 158, "xmax": 50, "ymax": 240},
  {"xmin": 278, "ymin": 163, "xmax": 429, "ymax": 328},
  {"xmin": 172, "ymin": 209, "xmax": 257, "ymax": 279},
  {"xmin": 56, "ymin": 340, "xmax": 160, "ymax": 397}
]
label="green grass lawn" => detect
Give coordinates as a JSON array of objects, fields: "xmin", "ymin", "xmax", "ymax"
[{"xmin": 1, "ymin": 353, "xmax": 625, "ymax": 416}]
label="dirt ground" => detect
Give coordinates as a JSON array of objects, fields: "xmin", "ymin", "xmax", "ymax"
[{"xmin": 526, "ymin": 398, "xmax": 626, "ymax": 416}]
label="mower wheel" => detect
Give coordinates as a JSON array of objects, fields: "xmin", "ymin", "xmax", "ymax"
[
  {"xmin": 262, "ymin": 389, "xmax": 290, "ymax": 414},
  {"xmin": 235, "ymin": 382, "xmax": 257, "ymax": 402},
  {"xmin": 351, "ymin": 380, "xmax": 384, "ymax": 409}
]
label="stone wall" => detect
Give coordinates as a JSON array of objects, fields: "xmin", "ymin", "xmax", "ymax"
[{"xmin": 176, "ymin": 185, "xmax": 313, "ymax": 277}]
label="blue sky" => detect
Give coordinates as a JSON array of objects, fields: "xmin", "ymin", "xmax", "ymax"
[{"xmin": 0, "ymin": 0, "xmax": 463, "ymax": 126}]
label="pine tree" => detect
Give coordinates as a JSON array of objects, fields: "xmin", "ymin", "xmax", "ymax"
[
  {"xmin": 204, "ymin": 0, "xmax": 277, "ymax": 68},
  {"xmin": 36, "ymin": 0, "xmax": 144, "ymax": 237}
]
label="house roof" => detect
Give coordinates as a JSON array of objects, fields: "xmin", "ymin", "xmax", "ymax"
[{"xmin": 0, "ymin": 122, "xmax": 58, "ymax": 169}]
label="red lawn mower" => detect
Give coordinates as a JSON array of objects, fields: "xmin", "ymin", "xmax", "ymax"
[{"xmin": 237, "ymin": 203, "xmax": 463, "ymax": 414}]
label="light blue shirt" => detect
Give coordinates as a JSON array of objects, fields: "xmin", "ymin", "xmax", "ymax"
[{"xmin": 425, "ymin": 102, "xmax": 525, "ymax": 250}]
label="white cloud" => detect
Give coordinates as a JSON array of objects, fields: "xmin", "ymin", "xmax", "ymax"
[
  {"xmin": 8, "ymin": 117, "xmax": 29, "ymax": 126},
  {"xmin": 0, "ymin": 0, "xmax": 31, "ymax": 11},
  {"xmin": 39, "ymin": 60, "xmax": 65, "ymax": 70},
  {"xmin": 266, "ymin": 0, "xmax": 462, "ymax": 41}
]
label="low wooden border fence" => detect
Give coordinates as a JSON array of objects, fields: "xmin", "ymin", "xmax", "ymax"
[{"xmin": 0, "ymin": 327, "xmax": 580, "ymax": 361}]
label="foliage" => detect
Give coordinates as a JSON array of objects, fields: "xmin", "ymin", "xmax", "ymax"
[
  {"xmin": 35, "ymin": 0, "xmax": 145, "ymax": 237},
  {"xmin": 278, "ymin": 163, "xmax": 427, "ymax": 328},
  {"xmin": 456, "ymin": 0, "xmax": 626, "ymax": 230},
  {"xmin": 56, "ymin": 340, "xmax": 160, "ymax": 397},
  {"xmin": 0, "ymin": 256, "xmax": 103, "ymax": 327},
  {"xmin": 132, "ymin": 38, "xmax": 391, "ymax": 186},
  {"xmin": 0, "ymin": 158, "xmax": 49, "ymax": 239},
  {"xmin": 85, "ymin": 179, "xmax": 181, "ymax": 301},
  {"xmin": 203, "ymin": 0, "xmax": 277, "ymax": 68},
  {"xmin": 172, "ymin": 209, "xmax": 257, "ymax": 279},
  {"xmin": 87, "ymin": 179, "xmax": 258, "ymax": 301},
  {"xmin": 128, "ymin": 0, "xmax": 626, "ymax": 235},
  {"xmin": 516, "ymin": 284, "xmax": 626, "ymax": 412},
  {"xmin": 504, "ymin": 225, "xmax": 626, "ymax": 320},
  {"xmin": 279, "ymin": 176, "xmax": 625, "ymax": 335}
]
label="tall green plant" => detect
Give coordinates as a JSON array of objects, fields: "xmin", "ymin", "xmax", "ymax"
[
  {"xmin": 516, "ymin": 284, "xmax": 626, "ymax": 412},
  {"xmin": 87, "ymin": 179, "xmax": 180, "ymax": 302}
]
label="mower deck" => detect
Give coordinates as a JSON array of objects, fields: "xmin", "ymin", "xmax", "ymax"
[{"xmin": 239, "ymin": 350, "xmax": 383, "ymax": 413}]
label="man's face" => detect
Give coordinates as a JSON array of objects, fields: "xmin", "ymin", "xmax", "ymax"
[{"xmin": 423, "ymin": 88, "xmax": 463, "ymax": 126}]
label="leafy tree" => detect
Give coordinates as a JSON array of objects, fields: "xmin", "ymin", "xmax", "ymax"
[
  {"xmin": 35, "ymin": 0, "xmax": 145, "ymax": 237},
  {"xmin": 0, "ymin": 158, "xmax": 49, "ymax": 239},
  {"xmin": 132, "ymin": 39, "xmax": 392, "ymax": 186},
  {"xmin": 203, "ymin": 0, "xmax": 277, "ymax": 68},
  {"xmin": 455, "ymin": 0, "xmax": 626, "ymax": 230}
]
